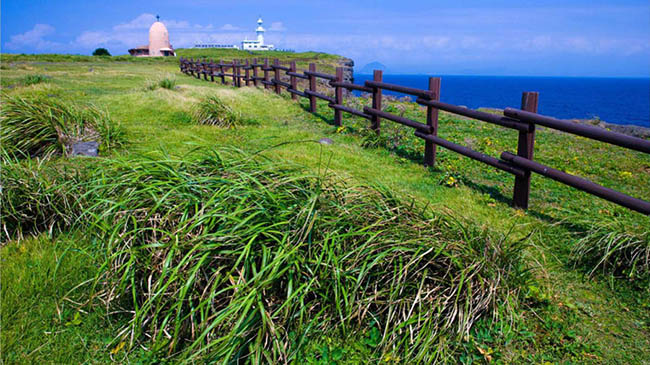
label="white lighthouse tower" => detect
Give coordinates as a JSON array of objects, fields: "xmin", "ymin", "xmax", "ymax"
[
  {"xmin": 241, "ymin": 17, "xmax": 274, "ymax": 51},
  {"xmin": 256, "ymin": 17, "xmax": 265, "ymax": 43}
]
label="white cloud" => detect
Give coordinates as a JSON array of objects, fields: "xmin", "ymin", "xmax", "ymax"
[
  {"xmin": 220, "ymin": 24, "xmax": 241, "ymax": 31},
  {"xmin": 268, "ymin": 22, "xmax": 286, "ymax": 32},
  {"xmin": 5, "ymin": 24, "xmax": 62, "ymax": 50},
  {"xmin": 113, "ymin": 14, "xmax": 157, "ymax": 31},
  {"xmin": 74, "ymin": 30, "xmax": 145, "ymax": 48},
  {"xmin": 70, "ymin": 13, "xmax": 292, "ymax": 52}
]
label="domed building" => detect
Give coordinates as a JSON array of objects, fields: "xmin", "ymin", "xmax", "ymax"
[{"xmin": 128, "ymin": 16, "xmax": 175, "ymax": 57}]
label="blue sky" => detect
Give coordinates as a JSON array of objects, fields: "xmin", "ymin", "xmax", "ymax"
[{"xmin": 2, "ymin": 0, "xmax": 649, "ymax": 76}]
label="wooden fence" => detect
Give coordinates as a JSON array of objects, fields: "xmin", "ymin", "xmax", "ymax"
[{"xmin": 179, "ymin": 57, "xmax": 650, "ymax": 215}]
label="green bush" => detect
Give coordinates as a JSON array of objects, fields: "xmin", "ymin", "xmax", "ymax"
[
  {"xmin": 92, "ymin": 48, "xmax": 111, "ymax": 56},
  {"xmin": 0, "ymin": 95, "xmax": 124, "ymax": 161}
]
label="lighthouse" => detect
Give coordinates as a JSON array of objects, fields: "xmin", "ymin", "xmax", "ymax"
[
  {"xmin": 241, "ymin": 17, "xmax": 274, "ymax": 51},
  {"xmin": 256, "ymin": 17, "xmax": 265, "ymax": 44}
]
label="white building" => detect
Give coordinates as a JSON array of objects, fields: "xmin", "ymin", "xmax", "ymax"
[
  {"xmin": 241, "ymin": 17, "xmax": 274, "ymax": 51},
  {"xmin": 193, "ymin": 44, "xmax": 239, "ymax": 49}
]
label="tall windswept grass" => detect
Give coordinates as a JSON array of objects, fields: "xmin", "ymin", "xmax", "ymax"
[
  {"xmin": 192, "ymin": 95, "xmax": 243, "ymax": 127},
  {"xmin": 0, "ymin": 158, "xmax": 87, "ymax": 241},
  {"xmin": 571, "ymin": 221, "xmax": 650, "ymax": 287},
  {"xmin": 0, "ymin": 95, "xmax": 124, "ymax": 161},
  {"xmin": 0, "ymin": 147, "xmax": 528, "ymax": 361},
  {"xmin": 71, "ymin": 149, "xmax": 528, "ymax": 362}
]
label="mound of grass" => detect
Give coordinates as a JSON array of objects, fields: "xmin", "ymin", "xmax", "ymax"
[
  {"xmin": 0, "ymin": 95, "xmax": 124, "ymax": 161},
  {"xmin": 158, "ymin": 75, "xmax": 177, "ymax": 90},
  {"xmin": 571, "ymin": 221, "xmax": 650, "ymax": 288},
  {"xmin": 192, "ymin": 95, "xmax": 243, "ymax": 127},
  {"xmin": 66, "ymin": 150, "xmax": 529, "ymax": 362},
  {"xmin": 22, "ymin": 74, "xmax": 48, "ymax": 86},
  {"xmin": 0, "ymin": 158, "xmax": 88, "ymax": 242},
  {"xmin": 142, "ymin": 75, "xmax": 177, "ymax": 91}
]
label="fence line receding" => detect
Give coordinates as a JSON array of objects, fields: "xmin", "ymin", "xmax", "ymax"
[{"xmin": 179, "ymin": 57, "xmax": 650, "ymax": 215}]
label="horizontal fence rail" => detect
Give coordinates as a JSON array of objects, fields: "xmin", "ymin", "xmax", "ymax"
[{"xmin": 179, "ymin": 56, "xmax": 650, "ymax": 215}]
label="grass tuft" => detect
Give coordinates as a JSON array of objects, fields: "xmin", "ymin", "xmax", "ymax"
[
  {"xmin": 0, "ymin": 94, "xmax": 124, "ymax": 161},
  {"xmin": 71, "ymin": 149, "xmax": 529, "ymax": 363},
  {"xmin": 22, "ymin": 74, "xmax": 48, "ymax": 86},
  {"xmin": 0, "ymin": 159, "xmax": 87, "ymax": 242},
  {"xmin": 571, "ymin": 221, "xmax": 650, "ymax": 288},
  {"xmin": 192, "ymin": 95, "xmax": 243, "ymax": 127},
  {"xmin": 158, "ymin": 75, "xmax": 177, "ymax": 90}
]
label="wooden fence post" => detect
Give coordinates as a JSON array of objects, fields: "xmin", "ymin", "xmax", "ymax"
[
  {"xmin": 245, "ymin": 59, "xmax": 250, "ymax": 86},
  {"xmin": 219, "ymin": 59, "xmax": 225, "ymax": 84},
  {"xmin": 209, "ymin": 59, "xmax": 215, "ymax": 82},
  {"xmin": 334, "ymin": 67, "xmax": 344, "ymax": 126},
  {"xmin": 424, "ymin": 77, "xmax": 441, "ymax": 166},
  {"xmin": 203, "ymin": 60, "xmax": 208, "ymax": 81},
  {"xmin": 308, "ymin": 63, "xmax": 317, "ymax": 112},
  {"xmin": 273, "ymin": 59, "xmax": 281, "ymax": 94},
  {"xmin": 371, "ymin": 70, "xmax": 383, "ymax": 134},
  {"xmin": 264, "ymin": 58, "xmax": 270, "ymax": 90},
  {"xmin": 512, "ymin": 91, "xmax": 539, "ymax": 209},
  {"xmin": 234, "ymin": 60, "xmax": 240, "ymax": 87},
  {"xmin": 289, "ymin": 61, "xmax": 298, "ymax": 100},
  {"xmin": 252, "ymin": 58, "xmax": 258, "ymax": 87}
]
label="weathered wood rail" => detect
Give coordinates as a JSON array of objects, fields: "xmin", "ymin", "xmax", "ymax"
[{"xmin": 179, "ymin": 57, "xmax": 650, "ymax": 215}]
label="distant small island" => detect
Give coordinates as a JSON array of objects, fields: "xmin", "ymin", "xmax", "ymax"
[{"xmin": 359, "ymin": 61, "xmax": 387, "ymax": 74}]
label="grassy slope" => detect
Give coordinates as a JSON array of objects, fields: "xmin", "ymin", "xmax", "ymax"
[{"xmin": 1, "ymin": 54, "xmax": 649, "ymax": 363}]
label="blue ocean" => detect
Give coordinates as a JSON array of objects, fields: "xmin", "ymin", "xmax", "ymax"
[{"xmin": 353, "ymin": 75, "xmax": 650, "ymax": 127}]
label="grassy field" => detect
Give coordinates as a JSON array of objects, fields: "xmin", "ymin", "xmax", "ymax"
[{"xmin": 1, "ymin": 52, "xmax": 649, "ymax": 364}]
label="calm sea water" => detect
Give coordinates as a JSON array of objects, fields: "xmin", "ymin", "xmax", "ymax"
[{"xmin": 353, "ymin": 75, "xmax": 650, "ymax": 127}]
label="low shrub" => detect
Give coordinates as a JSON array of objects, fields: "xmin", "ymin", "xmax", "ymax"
[
  {"xmin": 0, "ymin": 95, "xmax": 124, "ymax": 161},
  {"xmin": 192, "ymin": 95, "xmax": 242, "ymax": 127}
]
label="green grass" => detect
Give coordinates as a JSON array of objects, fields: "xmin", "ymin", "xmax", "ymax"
[
  {"xmin": 1, "ymin": 54, "xmax": 649, "ymax": 363},
  {"xmin": 158, "ymin": 75, "xmax": 177, "ymax": 90},
  {"xmin": 0, "ymin": 94, "xmax": 124, "ymax": 161},
  {"xmin": 22, "ymin": 74, "xmax": 48, "ymax": 86},
  {"xmin": 1, "ymin": 233, "xmax": 130, "ymax": 363},
  {"xmin": 192, "ymin": 94, "xmax": 247, "ymax": 127}
]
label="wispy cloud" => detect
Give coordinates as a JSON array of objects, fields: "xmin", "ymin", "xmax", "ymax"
[
  {"xmin": 268, "ymin": 22, "xmax": 286, "ymax": 32},
  {"xmin": 220, "ymin": 24, "xmax": 242, "ymax": 31},
  {"xmin": 5, "ymin": 24, "xmax": 63, "ymax": 51}
]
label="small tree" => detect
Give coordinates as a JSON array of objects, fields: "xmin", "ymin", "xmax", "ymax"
[{"xmin": 92, "ymin": 48, "xmax": 111, "ymax": 56}]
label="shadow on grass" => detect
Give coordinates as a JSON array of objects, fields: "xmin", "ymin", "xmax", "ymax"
[{"xmin": 298, "ymin": 103, "xmax": 337, "ymax": 126}]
